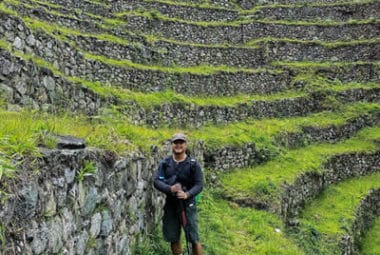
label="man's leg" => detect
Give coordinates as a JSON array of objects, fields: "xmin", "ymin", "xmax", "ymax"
[
  {"xmin": 192, "ymin": 242, "xmax": 203, "ymax": 255},
  {"xmin": 171, "ymin": 241, "xmax": 183, "ymax": 255}
]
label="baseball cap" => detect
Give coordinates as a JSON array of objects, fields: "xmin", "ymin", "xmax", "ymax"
[{"xmin": 171, "ymin": 133, "xmax": 187, "ymax": 143}]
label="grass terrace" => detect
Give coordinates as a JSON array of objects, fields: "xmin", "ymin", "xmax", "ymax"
[
  {"xmin": 290, "ymin": 172, "xmax": 380, "ymax": 254},
  {"xmin": 360, "ymin": 217, "xmax": 380, "ymax": 255},
  {"xmin": 222, "ymin": 126, "xmax": 380, "ymax": 206}
]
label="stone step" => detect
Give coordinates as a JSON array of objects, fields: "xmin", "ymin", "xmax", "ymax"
[
  {"xmin": 221, "ymin": 126, "xmax": 380, "ymax": 210},
  {"xmin": 291, "ymin": 172, "xmax": 380, "ymax": 254},
  {"xmin": 241, "ymin": 1, "xmax": 380, "ymax": 22}
]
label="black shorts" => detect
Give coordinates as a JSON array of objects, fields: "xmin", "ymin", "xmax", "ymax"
[{"xmin": 162, "ymin": 202, "xmax": 199, "ymax": 243}]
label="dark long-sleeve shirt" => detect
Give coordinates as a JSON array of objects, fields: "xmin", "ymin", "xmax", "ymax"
[{"xmin": 154, "ymin": 155, "xmax": 203, "ymax": 205}]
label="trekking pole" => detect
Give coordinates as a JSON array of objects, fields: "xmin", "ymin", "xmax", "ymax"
[{"xmin": 179, "ymin": 199, "xmax": 192, "ymax": 255}]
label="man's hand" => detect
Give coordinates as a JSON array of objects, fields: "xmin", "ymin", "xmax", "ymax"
[
  {"xmin": 176, "ymin": 190, "xmax": 189, "ymax": 200},
  {"xmin": 170, "ymin": 183, "xmax": 182, "ymax": 193}
]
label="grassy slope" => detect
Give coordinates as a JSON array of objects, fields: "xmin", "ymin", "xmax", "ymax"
[
  {"xmin": 360, "ymin": 217, "xmax": 380, "ymax": 255},
  {"xmin": 222, "ymin": 126, "xmax": 380, "ymax": 204},
  {"xmin": 291, "ymin": 172, "xmax": 380, "ymax": 254},
  {"xmin": 198, "ymin": 191, "xmax": 304, "ymax": 255}
]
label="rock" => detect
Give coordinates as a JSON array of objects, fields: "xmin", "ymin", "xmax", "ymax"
[
  {"xmin": 100, "ymin": 210, "xmax": 113, "ymax": 237},
  {"xmin": 82, "ymin": 187, "xmax": 99, "ymax": 216},
  {"xmin": 0, "ymin": 84, "xmax": 13, "ymax": 100},
  {"xmin": 55, "ymin": 134, "xmax": 86, "ymax": 149},
  {"xmin": 76, "ymin": 231, "xmax": 89, "ymax": 255},
  {"xmin": 48, "ymin": 219, "xmax": 63, "ymax": 253},
  {"xmin": 26, "ymin": 34, "xmax": 36, "ymax": 46},
  {"xmin": 1, "ymin": 59, "xmax": 12, "ymax": 75},
  {"xmin": 64, "ymin": 167, "xmax": 76, "ymax": 184},
  {"xmin": 42, "ymin": 76, "xmax": 56, "ymax": 91},
  {"xmin": 13, "ymin": 36, "xmax": 24, "ymax": 49},
  {"xmin": 15, "ymin": 80, "xmax": 27, "ymax": 95},
  {"xmin": 90, "ymin": 213, "xmax": 102, "ymax": 237},
  {"xmin": 17, "ymin": 183, "xmax": 39, "ymax": 219}
]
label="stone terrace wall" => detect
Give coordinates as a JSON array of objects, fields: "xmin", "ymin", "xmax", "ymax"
[
  {"xmin": 0, "ymin": 49, "xmax": 104, "ymax": 114},
  {"xmin": 0, "ymin": 12, "xmax": 292, "ymax": 96},
  {"xmin": 121, "ymin": 15, "xmax": 379, "ymax": 44},
  {"xmin": 0, "ymin": 146, "xmax": 166, "ymax": 255},
  {"xmin": 122, "ymin": 89, "xmax": 380, "ymax": 128},
  {"xmin": 280, "ymin": 151, "xmax": 380, "ymax": 222},
  {"xmin": 112, "ymin": 0, "xmax": 239, "ymax": 22},
  {"xmin": 246, "ymin": 2, "xmax": 380, "ymax": 21},
  {"xmin": 341, "ymin": 188, "xmax": 380, "ymax": 255}
]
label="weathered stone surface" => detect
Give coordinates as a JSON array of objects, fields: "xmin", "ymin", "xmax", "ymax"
[
  {"xmin": 0, "ymin": 146, "xmax": 166, "ymax": 254},
  {"xmin": 55, "ymin": 134, "xmax": 86, "ymax": 149},
  {"xmin": 246, "ymin": 1, "xmax": 380, "ymax": 21}
]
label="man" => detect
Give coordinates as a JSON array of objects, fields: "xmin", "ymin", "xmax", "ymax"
[{"xmin": 154, "ymin": 133, "xmax": 203, "ymax": 255}]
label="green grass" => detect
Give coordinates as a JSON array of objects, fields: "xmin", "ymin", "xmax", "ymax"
[
  {"xmin": 222, "ymin": 126, "xmax": 380, "ymax": 205},
  {"xmin": 196, "ymin": 190, "xmax": 305, "ymax": 255},
  {"xmin": 360, "ymin": 217, "xmax": 380, "ymax": 255},
  {"xmin": 84, "ymin": 51, "xmax": 274, "ymax": 74},
  {"xmin": 291, "ymin": 172, "xmax": 380, "ymax": 254}
]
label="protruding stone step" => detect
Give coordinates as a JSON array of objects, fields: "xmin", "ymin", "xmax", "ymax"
[{"xmin": 55, "ymin": 134, "xmax": 86, "ymax": 149}]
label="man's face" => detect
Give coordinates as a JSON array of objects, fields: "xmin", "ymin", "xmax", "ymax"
[{"xmin": 172, "ymin": 140, "xmax": 187, "ymax": 155}]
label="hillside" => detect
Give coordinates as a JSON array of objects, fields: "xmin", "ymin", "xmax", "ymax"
[{"xmin": 0, "ymin": 0, "xmax": 379, "ymax": 254}]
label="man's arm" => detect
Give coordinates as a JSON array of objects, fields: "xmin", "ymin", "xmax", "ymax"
[
  {"xmin": 153, "ymin": 160, "xmax": 172, "ymax": 195},
  {"xmin": 186, "ymin": 161, "xmax": 203, "ymax": 199}
]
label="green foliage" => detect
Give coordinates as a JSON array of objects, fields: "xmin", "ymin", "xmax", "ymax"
[{"xmin": 76, "ymin": 161, "xmax": 96, "ymax": 182}]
